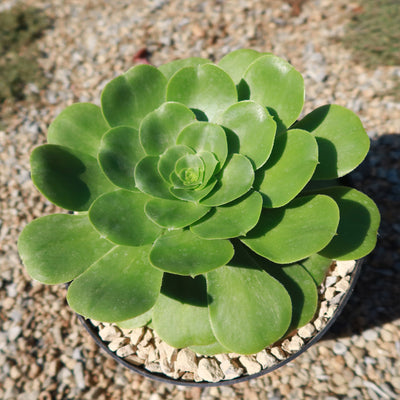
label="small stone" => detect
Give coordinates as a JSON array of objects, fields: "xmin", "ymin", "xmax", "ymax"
[
  {"xmin": 334, "ymin": 260, "xmax": 355, "ymax": 277},
  {"xmin": 324, "ymin": 287, "xmax": 336, "ymax": 300},
  {"xmin": 314, "ymin": 318, "xmax": 325, "ymax": 331},
  {"xmin": 158, "ymin": 341, "xmax": 178, "ymax": 364},
  {"xmin": 116, "ymin": 344, "xmax": 135, "ymax": 358},
  {"xmin": 8, "ymin": 325, "xmax": 22, "ymax": 341},
  {"xmin": 362, "ymin": 329, "xmax": 378, "ymax": 342},
  {"xmin": 325, "ymin": 276, "xmax": 337, "ymax": 287},
  {"xmin": 281, "ymin": 336, "xmax": 304, "ymax": 353},
  {"xmin": 298, "ymin": 323, "xmax": 316, "ymax": 339},
  {"xmin": 108, "ymin": 337, "xmax": 129, "ymax": 352},
  {"xmin": 73, "ymin": 362, "xmax": 86, "ymax": 390},
  {"xmin": 270, "ymin": 347, "xmax": 287, "ymax": 360},
  {"xmin": 98, "ymin": 325, "xmax": 121, "ymax": 342},
  {"xmin": 333, "ymin": 342, "xmax": 347, "ymax": 356},
  {"xmin": 238, "ymin": 356, "xmax": 261, "ymax": 374},
  {"xmin": 256, "ymin": 350, "xmax": 277, "ymax": 368},
  {"xmin": 125, "ymin": 354, "xmax": 145, "ymax": 365},
  {"xmin": 220, "ymin": 359, "xmax": 244, "ymax": 380},
  {"xmin": 129, "ymin": 327, "xmax": 145, "ymax": 345},
  {"xmin": 197, "ymin": 358, "xmax": 224, "ymax": 382},
  {"xmin": 336, "ymin": 278, "xmax": 350, "ymax": 292},
  {"xmin": 145, "ymin": 361, "xmax": 162, "ymax": 373},
  {"xmin": 175, "ymin": 348, "xmax": 197, "ymax": 372}
]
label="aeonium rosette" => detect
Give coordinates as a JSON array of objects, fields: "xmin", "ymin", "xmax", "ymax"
[{"xmin": 18, "ymin": 50, "xmax": 380, "ymax": 355}]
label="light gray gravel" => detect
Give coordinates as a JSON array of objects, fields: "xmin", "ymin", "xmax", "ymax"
[{"xmin": 1, "ymin": 0, "xmax": 399, "ymax": 399}]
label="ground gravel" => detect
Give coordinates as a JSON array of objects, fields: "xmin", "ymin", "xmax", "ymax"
[{"xmin": 1, "ymin": 0, "xmax": 399, "ymax": 399}]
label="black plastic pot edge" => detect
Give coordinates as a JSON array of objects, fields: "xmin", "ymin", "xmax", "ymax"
[{"xmin": 77, "ymin": 258, "xmax": 363, "ymax": 387}]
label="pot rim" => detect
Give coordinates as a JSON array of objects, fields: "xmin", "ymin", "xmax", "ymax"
[{"xmin": 77, "ymin": 258, "xmax": 363, "ymax": 387}]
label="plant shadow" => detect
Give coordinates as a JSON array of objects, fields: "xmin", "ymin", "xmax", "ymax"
[{"xmin": 322, "ymin": 133, "xmax": 400, "ymax": 339}]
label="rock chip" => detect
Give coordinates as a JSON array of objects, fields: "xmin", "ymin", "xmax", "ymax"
[{"xmin": 197, "ymin": 358, "xmax": 224, "ymax": 382}]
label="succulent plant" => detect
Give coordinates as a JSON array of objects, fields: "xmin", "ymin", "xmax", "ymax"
[{"xmin": 18, "ymin": 49, "xmax": 380, "ymax": 355}]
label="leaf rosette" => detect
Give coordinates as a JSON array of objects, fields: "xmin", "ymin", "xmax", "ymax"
[{"xmin": 18, "ymin": 50, "xmax": 380, "ymax": 355}]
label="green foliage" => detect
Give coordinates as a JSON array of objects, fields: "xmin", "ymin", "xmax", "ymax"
[
  {"xmin": 18, "ymin": 49, "xmax": 380, "ymax": 355},
  {"xmin": 343, "ymin": 0, "xmax": 400, "ymax": 68},
  {"xmin": 0, "ymin": 5, "xmax": 51, "ymax": 104}
]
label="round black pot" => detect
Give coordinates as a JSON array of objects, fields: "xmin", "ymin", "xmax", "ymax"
[{"xmin": 77, "ymin": 258, "xmax": 363, "ymax": 387}]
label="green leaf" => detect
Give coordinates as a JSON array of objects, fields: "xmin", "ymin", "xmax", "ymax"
[
  {"xmin": 135, "ymin": 156, "xmax": 175, "ymax": 199},
  {"xmin": 152, "ymin": 274, "xmax": 216, "ymax": 348},
  {"xmin": 166, "ymin": 64, "xmax": 237, "ymax": 121},
  {"xmin": 220, "ymin": 101, "xmax": 276, "ymax": 169},
  {"xmin": 261, "ymin": 261, "xmax": 318, "ymax": 329},
  {"xmin": 30, "ymin": 144, "xmax": 115, "ymax": 211},
  {"xmin": 206, "ymin": 247, "xmax": 292, "ymax": 354},
  {"xmin": 47, "ymin": 103, "xmax": 110, "ymax": 158},
  {"xmin": 299, "ymin": 253, "xmax": 333, "ymax": 286},
  {"xmin": 169, "ymin": 178, "xmax": 218, "ymax": 202},
  {"xmin": 139, "ymin": 102, "xmax": 196, "ymax": 155},
  {"xmin": 115, "ymin": 308, "xmax": 153, "ymax": 329},
  {"xmin": 243, "ymin": 54, "xmax": 304, "ymax": 131},
  {"xmin": 198, "ymin": 151, "xmax": 218, "ymax": 188},
  {"xmin": 255, "ymin": 129, "xmax": 318, "ymax": 207},
  {"xmin": 191, "ymin": 191, "xmax": 263, "ymax": 239},
  {"xmin": 17, "ymin": 214, "xmax": 114, "ymax": 284},
  {"xmin": 241, "ymin": 195, "xmax": 340, "ymax": 264},
  {"xmin": 101, "ymin": 65, "xmax": 167, "ymax": 129},
  {"xmin": 189, "ymin": 341, "xmax": 229, "ymax": 356},
  {"xmin": 158, "ymin": 57, "xmax": 210, "ymax": 80},
  {"xmin": 150, "ymin": 229, "xmax": 234, "ymax": 275},
  {"xmin": 292, "ymin": 105, "xmax": 370, "ymax": 179},
  {"xmin": 67, "ymin": 245, "xmax": 163, "ymax": 322},
  {"xmin": 218, "ymin": 49, "xmax": 267, "ymax": 85},
  {"xmin": 89, "ymin": 190, "xmax": 162, "ymax": 246},
  {"xmin": 176, "ymin": 121, "xmax": 228, "ymax": 169},
  {"xmin": 158, "ymin": 145, "xmax": 195, "ymax": 183},
  {"xmin": 98, "ymin": 126, "xmax": 145, "ymax": 191},
  {"xmin": 316, "ymin": 186, "xmax": 380, "ymax": 260},
  {"xmin": 145, "ymin": 198, "xmax": 210, "ymax": 229},
  {"xmin": 174, "ymin": 154, "xmax": 204, "ymax": 187},
  {"xmin": 200, "ymin": 154, "xmax": 254, "ymax": 206}
]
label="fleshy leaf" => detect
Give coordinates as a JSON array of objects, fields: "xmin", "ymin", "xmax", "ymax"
[
  {"xmin": 158, "ymin": 57, "xmax": 210, "ymax": 80},
  {"xmin": 255, "ymin": 129, "xmax": 319, "ymax": 207},
  {"xmin": 198, "ymin": 151, "xmax": 218, "ymax": 188},
  {"xmin": 158, "ymin": 145, "xmax": 195, "ymax": 183},
  {"xmin": 243, "ymin": 54, "xmax": 304, "ymax": 131},
  {"xmin": 135, "ymin": 156, "xmax": 175, "ymax": 199},
  {"xmin": 150, "ymin": 229, "xmax": 234, "ymax": 275},
  {"xmin": 175, "ymin": 154, "xmax": 204, "ymax": 187},
  {"xmin": 241, "ymin": 195, "xmax": 340, "ymax": 264},
  {"xmin": 220, "ymin": 101, "xmax": 276, "ymax": 169},
  {"xmin": 201, "ymin": 154, "xmax": 254, "ymax": 206},
  {"xmin": 145, "ymin": 198, "xmax": 210, "ymax": 229},
  {"xmin": 67, "ymin": 245, "xmax": 163, "ymax": 322},
  {"xmin": 261, "ymin": 260, "xmax": 318, "ymax": 329},
  {"xmin": 101, "ymin": 65, "xmax": 167, "ymax": 129},
  {"xmin": 98, "ymin": 126, "xmax": 145, "ymax": 191},
  {"xmin": 152, "ymin": 274, "xmax": 216, "ymax": 348},
  {"xmin": 299, "ymin": 253, "xmax": 333, "ymax": 286},
  {"xmin": 292, "ymin": 105, "xmax": 370, "ymax": 179},
  {"xmin": 191, "ymin": 191, "xmax": 263, "ymax": 239},
  {"xmin": 30, "ymin": 144, "xmax": 115, "ymax": 211},
  {"xmin": 139, "ymin": 102, "xmax": 196, "ymax": 155},
  {"xmin": 47, "ymin": 103, "xmax": 110, "ymax": 158},
  {"xmin": 176, "ymin": 122, "xmax": 228, "ymax": 169},
  {"xmin": 170, "ymin": 178, "xmax": 217, "ymax": 202},
  {"xmin": 166, "ymin": 64, "xmax": 237, "ymax": 121},
  {"xmin": 189, "ymin": 341, "xmax": 229, "ymax": 356},
  {"xmin": 316, "ymin": 187, "xmax": 380, "ymax": 260},
  {"xmin": 89, "ymin": 190, "xmax": 162, "ymax": 246},
  {"xmin": 218, "ymin": 49, "xmax": 267, "ymax": 85},
  {"xmin": 206, "ymin": 247, "xmax": 292, "ymax": 354},
  {"xmin": 17, "ymin": 214, "xmax": 114, "ymax": 284},
  {"xmin": 115, "ymin": 308, "xmax": 153, "ymax": 329}
]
